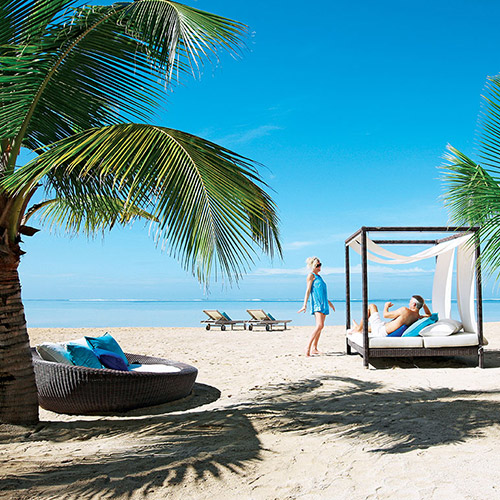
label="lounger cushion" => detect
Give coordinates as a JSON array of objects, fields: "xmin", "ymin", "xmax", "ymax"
[
  {"xmin": 93, "ymin": 348, "xmax": 129, "ymax": 371},
  {"xmin": 221, "ymin": 311, "xmax": 231, "ymax": 321},
  {"xmin": 85, "ymin": 333, "xmax": 129, "ymax": 366},
  {"xmin": 66, "ymin": 343, "xmax": 103, "ymax": 369},
  {"xmin": 267, "ymin": 313, "xmax": 276, "ymax": 320},
  {"xmin": 349, "ymin": 332, "xmax": 424, "ymax": 348},
  {"xmin": 129, "ymin": 363, "xmax": 181, "ymax": 373},
  {"xmin": 36, "ymin": 343, "xmax": 73, "ymax": 365},
  {"xmin": 422, "ymin": 332, "xmax": 479, "ymax": 348},
  {"xmin": 402, "ymin": 313, "xmax": 438, "ymax": 337},
  {"xmin": 420, "ymin": 319, "xmax": 463, "ymax": 337}
]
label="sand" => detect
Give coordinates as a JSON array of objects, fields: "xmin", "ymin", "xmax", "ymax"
[{"xmin": 1, "ymin": 323, "xmax": 500, "ymax": 499}]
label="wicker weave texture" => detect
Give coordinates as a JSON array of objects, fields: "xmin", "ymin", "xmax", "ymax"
[{"xmin": 31, "ymin": 349, "xmax": 198, "ymax": 414}]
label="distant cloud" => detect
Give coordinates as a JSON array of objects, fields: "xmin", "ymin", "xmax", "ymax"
[
  {"xmin": 283, "ymin": 232, "xmax": 353, "ymax": 252},
  {"xmin": 252, "ymin": 266, "xmax": 309, "ymax": 276},
  {"xmin": 217, "ymin": 125, "xmax": 281, "ymax": 146},
  {"xmin": 252, "ymin": 265, "xmax": 432, "ymax": 276},
  {"xmin": 283, "ymin": 241, "xmax": 315, "ymax": 250}
]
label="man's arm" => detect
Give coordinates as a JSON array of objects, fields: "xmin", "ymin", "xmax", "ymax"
[
  {"xmin": 383, "ymin": 302, "xmax": 405, "ymax": 319},
  {"xmin": 420, "ymin": 300, "xmax": 431, "ymax": 318}
]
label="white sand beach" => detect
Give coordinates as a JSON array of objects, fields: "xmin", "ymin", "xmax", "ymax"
[{"xmin": 2, "ymin": 323, "xmax": 500, "ymax": 499}]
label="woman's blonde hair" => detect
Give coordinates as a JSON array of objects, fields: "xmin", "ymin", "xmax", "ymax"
[{"xmin": 306, "ymin": 256, "xmax": 320, "ymax": 270}]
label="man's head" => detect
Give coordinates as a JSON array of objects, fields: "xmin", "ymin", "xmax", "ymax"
[{"xmin": 409, "ymin": 295, "xmax": 424, "ymax": 311}]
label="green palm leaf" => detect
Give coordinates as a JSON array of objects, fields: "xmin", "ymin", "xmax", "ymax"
[
  {"xmin": 24, "ymin": 194, "xmax": 158, "ymax": 236},
  {"xmin": 4, "ymin": 124, "xmax": 281, "ymax": 283},
  {"xmin": 1, "ymin": 1, "xmax": 246, "ymax": 154},
  {"xmin": 0, "ymin": 0, "xmax": 74, "ymax": 45},
  {"xmin": 442, "ymin": 145, "xmax": 500, "ymax": 278}
]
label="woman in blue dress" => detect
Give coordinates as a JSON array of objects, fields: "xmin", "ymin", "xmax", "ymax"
[{"xmin": 298, "ymin": 257, "xmax": 335, "ymax": 356}]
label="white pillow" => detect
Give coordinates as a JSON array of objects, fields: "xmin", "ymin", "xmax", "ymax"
[{"xmin": 419, "ymin": 319, "xmax": 463, "ymax": 337}]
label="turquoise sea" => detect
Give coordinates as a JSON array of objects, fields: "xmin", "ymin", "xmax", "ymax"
[{"xmin": 23, "ymin": 298, "xmax": 500, "ymax": 328}]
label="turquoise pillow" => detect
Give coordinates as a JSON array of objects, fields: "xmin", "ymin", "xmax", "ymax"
[
  {"xmin": 402, "ymin": 313, "xmax": 438, "ymax": 337},
  {"xmin": 66, "ymin": 343, "xmax": 103, "ymax": 369},
  {"xmin": 267, "ymin": 312, "xmax": 276, "ymax": 321},
  {"xmin": 221, "ymin": 311, "xmax": 231, "ymax": 321},
  {"xmin": 85, "ymin": 333, "xmax": 129, "ymax": 366}
]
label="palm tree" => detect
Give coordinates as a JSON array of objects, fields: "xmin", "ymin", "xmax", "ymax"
[
  {"xmin": 0, "ymin": 0, "xmax": 281, "ymax": 425},
  {"xmin": 442, "ymin": 75, "xmax": 500, "ymax": 280}
]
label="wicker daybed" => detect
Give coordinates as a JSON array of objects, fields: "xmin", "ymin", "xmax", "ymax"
[
  {"xmin": 345, "ymin": 226, "xmax": 485, "ymax": 368},
  {"xmin": 31, "ymin": 348, "xmax": 198, "ymax": 414}
]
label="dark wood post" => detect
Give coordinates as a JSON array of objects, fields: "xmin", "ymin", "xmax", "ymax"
[
  {"xmin": 361, "ymin": 227, "xmax": 369, "ymax": 368},
  {"xmin": 475, "ymin": 233, "xmax": 484, "ymax": 367},
  {"xmin": 345, "ymin": 243, "xmax": 352, "ymax": 354}
]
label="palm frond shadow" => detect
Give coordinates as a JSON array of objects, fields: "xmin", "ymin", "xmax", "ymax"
[
  {"xmin": 2, "ymin": 376, "xmax": 500, "ymax": 498},
  {"xmin": 241, "ymin": 375, "xmax": 500, "ymax": 454},
  {"xmin": 1, "ymin": 407, "xmax": 262, "ymax": 498}
]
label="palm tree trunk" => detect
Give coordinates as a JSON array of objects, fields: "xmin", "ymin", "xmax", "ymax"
[{"xmin": 0, "ymin": 254, "xmax": 39, "ymax": 424}]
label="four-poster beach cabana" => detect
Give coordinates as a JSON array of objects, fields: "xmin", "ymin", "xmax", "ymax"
[{"xmin": 345, "ymin": 227, "xmax": 484, "ymax": 368}]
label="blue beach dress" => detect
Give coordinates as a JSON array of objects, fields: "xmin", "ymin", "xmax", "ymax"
[{"xmin": 310, "ymin": 273, "xmax": 329, "ymax": 315}]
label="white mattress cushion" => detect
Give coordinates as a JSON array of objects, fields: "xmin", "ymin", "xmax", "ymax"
[
  {"xmin": 129, "ymin": 363, "xmax": 181, "ymax": 373},
  {"xmin": 422, "ymin": 332, "xmax": 479, "ymax": 348},
  {"xmin": 348, "ymin": 332, "xmax": 423, "ymax": 348}
]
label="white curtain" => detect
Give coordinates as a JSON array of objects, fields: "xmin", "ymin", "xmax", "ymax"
[
  {"xmin": 348, "ymin": 234, "xmax": 477, "ymax": 332},
  {"xmin": 432, "ymin": 249, "xmax": 455, "ymax": 319},
  {"xmin": 457, "ymin": 241, "xmax": 477, "ymax": 332}
]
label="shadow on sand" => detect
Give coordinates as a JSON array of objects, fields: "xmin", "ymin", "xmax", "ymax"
[{"xmin": 3, "ymin": 372, "xmax": 500, "ymax": 498}]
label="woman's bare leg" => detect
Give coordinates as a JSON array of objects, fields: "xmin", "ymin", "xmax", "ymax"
[{"xmin": 306, "ymin": 312, "xmax": 325, "ymax": 356}]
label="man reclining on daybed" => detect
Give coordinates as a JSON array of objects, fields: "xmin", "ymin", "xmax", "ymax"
[{"xmin": 349, "ymin": 295, "xmax": 432, "ymax": 337}]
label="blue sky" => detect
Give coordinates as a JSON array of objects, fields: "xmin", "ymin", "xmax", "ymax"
[{"xmin": 18, "ymin": 0, "xmax": 500, "ymax": 302}]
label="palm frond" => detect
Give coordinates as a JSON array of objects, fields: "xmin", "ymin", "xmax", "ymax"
[
  {"xmin": 3, "ymin": 124, "xmax": 281, "ymax": 283},
  {"xmin": 0, "ymin": 0, "xmax": 75, "ymax": 45},
  {"xmin": 477, "ymin": 75, "xmax": 500, "ymax": 176},
  {"xmin": 23, "ymin": 194, "xmax": 158, "ymax": 236},
  {"xmin": 1, "ymin": 1, "xmax": 246, "ymax": 153},
  {"xmin": 442, "ymin": 144, "xmax": 500, "ymax": 278},
  {"xmin": 122, "ymin": 0, "xmax": 246, "ymax": 78}
]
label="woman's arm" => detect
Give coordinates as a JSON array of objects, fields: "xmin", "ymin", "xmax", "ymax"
[
  {"xmin": 297, "ymin": 274, "xmax": 314, "ymax": 313},
  {"xmin": 328, "ymin": 300, "xmax": 336, "ymax": 312}
]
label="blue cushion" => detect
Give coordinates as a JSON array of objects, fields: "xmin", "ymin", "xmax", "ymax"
[
  {"xmin": 66, "ymin": 343, "xmax": 103, "ymax": 369},
  {"xmin": 85, "ymin": 333, "xmax": 129, "ymax": 366},
  {"xmin": 93, "ymin": 348, "xmax": 129, "ymax": 371},
  {"xmin": 267, "ymin": 312, "xmax": 276, "ymax": 321},
  {"xmin": 402, "ymin": 313, "xmax": 439, "ymax": 337},
  {"xmin": 387, "ymin": 324, "xmax": 408, "ymax": 337},
  {"xmin": 220, "ymin": 311, "xmax": 231, "ymax": 321}
]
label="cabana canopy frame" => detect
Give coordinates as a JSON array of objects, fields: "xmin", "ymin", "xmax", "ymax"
[{"xmin": 345, "ymin": 226, "xmax": 484, "ymax": 368}]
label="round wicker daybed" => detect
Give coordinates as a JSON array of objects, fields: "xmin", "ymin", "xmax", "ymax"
[{"xmin": 31, "ymin": 348, "xmax": 198, "ymax": 415}]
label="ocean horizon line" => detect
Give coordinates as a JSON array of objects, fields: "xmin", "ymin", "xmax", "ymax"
[{"xmin": 23, "ymin": 298, "xmax": 500, "ymax": 303}]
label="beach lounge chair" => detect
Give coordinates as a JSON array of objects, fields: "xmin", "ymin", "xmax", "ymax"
[
  {"xmin": 201, "ymin": 310, "xmax": 246, "ymax": 331},
  {"xmin": 31, "ymin": 348, "xmax": 197, "ymax": 414},
  {"xmin": 246, "ymin": 309, "xmax": 291, "ymax": 331}
]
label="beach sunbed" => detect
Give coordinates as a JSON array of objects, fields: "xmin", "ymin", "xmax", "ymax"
[
  {"xmin": 31, "ymin": 348, "xmax": 197, "ymax": 414},
  {"xmin": 246, "ymin": 309, "xmax": 292, "ymax": 331},
  {"xmin": 201, "ymin": 310, "xmax": 246, "ymax": 331}
]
